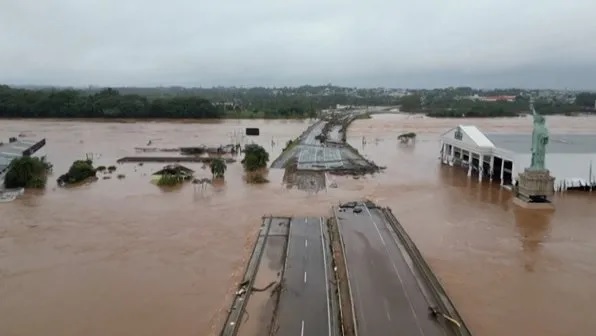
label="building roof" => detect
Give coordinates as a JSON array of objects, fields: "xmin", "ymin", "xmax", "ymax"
[
  {"xmin": 0, "ymin": 138, "xmax": 46, "ymax": 175},
  {"xmin": 152, "ymin": 164, "xmax": 195, "ymax": 176},
  {"xmin": 458, "ymin": 125, "xmax": 495, "ymax": 147},
  {"xmin": 0, "ymin": 139, "xmax": 40, "ymax": 156},
  {"xmin": 486, "ymin": 133, "xmax": 596, "ymax": 154},
  {"xmin": 0, "ymin": 156, "xmax": 11, "ymax": 173}
]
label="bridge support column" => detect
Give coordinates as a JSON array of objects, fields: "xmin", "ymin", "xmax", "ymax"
[
  {"xmin": 478, "ymin": 154, "xmax": 484, "ymax": 182},
  {"xmin": 489, "ymin": 156, "xmax": 495, "ymax": 182},
  {"xmin": 500, "ymin": 159, "xmax": 505, "ymax": 185}
]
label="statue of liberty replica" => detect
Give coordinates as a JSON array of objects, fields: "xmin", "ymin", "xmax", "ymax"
[{"xmin": 514, "ymin": 99, "xmax": 555, "ymax": 209}]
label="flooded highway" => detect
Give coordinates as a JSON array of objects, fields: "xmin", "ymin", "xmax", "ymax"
[{"xmin": 1, "ymin": 115, "xmax": 596, "ymax": 336}]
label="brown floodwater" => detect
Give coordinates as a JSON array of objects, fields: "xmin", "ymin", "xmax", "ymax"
[{"xmin": 1, "ymin": 115, "xmax": 596, "ymax": 336}]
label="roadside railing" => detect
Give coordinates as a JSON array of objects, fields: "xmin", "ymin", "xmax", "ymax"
[{"xmin": 381, "ymin": 208, "xmax": 472, "ymax": 336}]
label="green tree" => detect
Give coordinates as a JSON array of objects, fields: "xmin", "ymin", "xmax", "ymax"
[
  {"xmin": 3, "ymin": 156, "xmax": 50, "ymax": 188},
  {"xmin": 157, "ymin": 173, "xmax": 183, "ymax": 186},
  {"xmin": 399, "ymin": 94, "xmax": 422, "ymax": 111},
  {"xmin": 57, "ymin": 159, "xmax": 97, "ymax": 185},
  {"xmin": 575, "ymin": 92, "xmax": 596, "ymax": 108},
  {"xmin": 210, "ymin": 158, "xmax": 227, "ymax": 178},
  {"xmin": 241, "ymin": 144, "xmax": 269, "ymax": 172},
  {"xmin": 0, "ymin": 86, "xmax": 225, "ymax": 119}
]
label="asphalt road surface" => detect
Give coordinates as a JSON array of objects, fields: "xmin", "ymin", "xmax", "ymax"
[
  {"xmin": 274, "ymin": 217, "xmax": 333, "ymax": 336},
  {"xmin": 336, "ymin": 204, "xmax": 446, "ymax": 336},
  {"xmin": 271, "ymin": 110, "xmax": 376, "ymax": 171},
  {"xmin": 302, "ymin": 121, "xmax": 325, "ymax": 146}
]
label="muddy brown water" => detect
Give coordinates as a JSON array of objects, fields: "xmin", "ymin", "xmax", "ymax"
[{"xmin": 1, "ymin": 115, "xmax": 596, "ymax": 336}]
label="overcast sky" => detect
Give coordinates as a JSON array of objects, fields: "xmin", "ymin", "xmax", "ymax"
[{"xmin": 1, "ymin": 0, "xmax": 596, "ymax": 89}]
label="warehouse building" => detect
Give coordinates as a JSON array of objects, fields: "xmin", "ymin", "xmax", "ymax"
[{"xmin": 439, "ymin": 125, "xmax": 596, "ymax": 191}]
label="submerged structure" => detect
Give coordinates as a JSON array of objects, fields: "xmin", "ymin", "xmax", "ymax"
[
  {"xmin": 0, "ymin": 137, "xmax": 47, "ymax": 187},
  {"xmin": 439, "ymin": 116, "xmax": 596, "ymax": 192},
  {"xmin": 152, "ymin": 164, "xmax": 194, "ymax": 179}
]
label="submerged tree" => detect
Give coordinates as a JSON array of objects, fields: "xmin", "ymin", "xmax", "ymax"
[
  {"xmin": 57, "ymin": 159, "xmax": 97, "ymax": 186},
  {"xmin": 210, "ymin": 158, "xmax": 227, "ymax": 179},
  {"xmin": 241, "ymin": 144, "xmax": 270, "ymax": 183},
  {"xmin": 397, "ymin": 132, "xmax": 417, "ymax": 144},
  {"xmin": 241, "ymin": 144, "xmax": 269, "ymax": 172},
  {"xmin": 157, "ymin": 173, "xmax": 184, "ymax": 186},
  {"xmin": 4, "ymin": 156, "xmax": 51, "ymax": 188}
]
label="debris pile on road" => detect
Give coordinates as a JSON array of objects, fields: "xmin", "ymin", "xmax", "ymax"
[{"xmin": 272, "ymin": 110, "xmax": 383, "ymax": 181}]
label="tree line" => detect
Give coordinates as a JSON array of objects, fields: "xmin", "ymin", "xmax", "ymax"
[
  {"xmin": 399, "ymin": 92, "xmax": 596, "ymax": 118},
  {"xmin": 0, "ymin": 85, "xmax": 399, "ymax": 119},
  {"xmin": 0, "ymin": 85, "xmax": 222, "ymax": 119},
  {"xmin": 3, "ymin": 84, "xmax": 595, "ymax": 119}
]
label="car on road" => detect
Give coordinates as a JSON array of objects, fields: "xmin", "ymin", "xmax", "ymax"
[
  {"xmin": 340, "ymin": 201, "xmax": 357, "ymax": 209},
  {"xmin": 353, "ymin": 207, "xmax": 363, "ymax": 214}
]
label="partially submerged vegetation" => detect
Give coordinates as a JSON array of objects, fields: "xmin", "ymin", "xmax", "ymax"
[
  {"xmin": 57, "ymin": 159, "xmax": 97, "ymax": 186},
  {"xmin": 210, "ymin": 158, "xmax": 227, "ymax": 179},
  {"xmin": 157, "ymin": 173, "xmax": 187, "ymax": 186},
  {"xmin": 242, "ymin": 144, "xmax": 270, "ymax": 183},
  {"xmin": 398, "ymin": 132, "xmax": 417, "ymax": 143},
  {"xmin": 4, "ymin": 156, "xmax": 52, "ymax": 189},
  {"xmin": 153, "ymin": 164, "xmax": 194, "ymax": 186}
]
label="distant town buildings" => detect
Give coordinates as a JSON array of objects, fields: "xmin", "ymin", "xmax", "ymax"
[{"xmin": 464, "ymin": 94, "xmax": 517, "ymax": 102}]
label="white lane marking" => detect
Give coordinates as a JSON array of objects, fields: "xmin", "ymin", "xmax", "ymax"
[
  {"xmin": 305, "ymin": 218, "xmax": 308, "ymax": 224},
  {"xmin": 305, "ymin": 239, "xmax": 308, "ymax": 247},
  {"xmin": 301, "ymin": 320, "xmax": 305, "ymax": 336},
  {"xmin": 319, "ymin": 217, "xmax": 332, "ymax": 336},
  {"xmin": 363, "ymin": 204, "xmax": 425, "ymax": 336},
  {"xmin": 304, "ymin": 271, "xmax": 307, "ymax": 283},
  {"xmin": 383, "ymin": 298, "xmax": 391, "ymax": 321},
  {"xmin": 366, "ymin": 209, "xmax": 386, "ymax": 246}
]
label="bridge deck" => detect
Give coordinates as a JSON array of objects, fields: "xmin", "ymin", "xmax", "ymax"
[{"xmin": 336, "ymin": 203, "xmax": 454, "ymax": 336}]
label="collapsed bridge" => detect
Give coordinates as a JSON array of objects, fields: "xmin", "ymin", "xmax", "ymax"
[{"xmin": 219, "ymin": 201, "xmax": 471, "ymax": 336}]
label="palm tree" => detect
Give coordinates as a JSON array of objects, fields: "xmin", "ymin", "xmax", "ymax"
[{"xmin": 210, "ymin": 158, "xmax": 227, "ymax": 179}]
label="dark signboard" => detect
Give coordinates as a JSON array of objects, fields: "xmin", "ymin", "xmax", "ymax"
[{"xmin": 246, "ymin": 128, "xmax": 260, "ymax": 136}]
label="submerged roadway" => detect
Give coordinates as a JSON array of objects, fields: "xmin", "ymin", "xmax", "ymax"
[
  {"xmin": 273, "ymin": 217, "xmax": 338, "ymax": 336},
  {"xmin": 336, "ymin": 203, "xmax": 448, "ymax": 336}
]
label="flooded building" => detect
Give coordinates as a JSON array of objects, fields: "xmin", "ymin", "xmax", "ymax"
[
  {"xmin": 0, "ymin": 137, "xmax": 47, "ymax": 185},
  {"xmin": 439, "ymin": 125, "xmax": 596, "ymax": 190}
]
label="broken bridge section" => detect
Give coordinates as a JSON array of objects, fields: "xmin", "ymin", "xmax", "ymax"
[
  {"xmin": 334, "ymin": 201, "xmax": 472, "ymax": 336},
  {"xmin": 220, "ymin": 203, "xmax": 471, "ymax": 336},
  {"xmin": 270, "ymin": 111, "xmax": 382, "ymax": 179}
]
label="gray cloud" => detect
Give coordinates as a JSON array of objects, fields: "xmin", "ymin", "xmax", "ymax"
[{"xmin": 1, "ymin": 0, "xmax": 596, "ymax": 88}]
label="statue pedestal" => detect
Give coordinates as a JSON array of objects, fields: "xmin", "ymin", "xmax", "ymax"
[{"xmin": 514, "ymin": 168, "xmax": 555, "ymax": 210}]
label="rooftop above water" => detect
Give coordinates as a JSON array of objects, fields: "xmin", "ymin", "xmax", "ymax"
[{"xmin": 0, "ymin": 137, "xmax": 47, "ymax": 173}]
